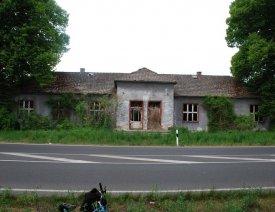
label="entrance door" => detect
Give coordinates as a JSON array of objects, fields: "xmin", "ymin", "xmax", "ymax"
[
  {"xmin": 129, "ymin": 101, "xmax": 143, "ymax": 129},
  {"xmin": 148, "ymin": 101, "xmax": 161, "ymax": 130}
]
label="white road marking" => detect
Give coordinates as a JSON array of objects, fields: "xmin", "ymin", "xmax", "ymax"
[
  {"xmin": 187, "ymin": 155, "xmax": 275, "ymax": 162},
  {"xmin": 0, "ymin": 152, "xmax": 98, "ymax": 164},
  {"xmin": 89, "ymin": 154, "xmax": 201, "ymax": 164},
  {"xmin": 1, "ymin": 152, "xmax": 275, "ymax": 164},
  {"xmin": 1, "ymin": 186, "xmax": 275, "ymax": 194},
  {"xmin": 0, "ymin": 160, "xmax": 80, "ymax": 163}
]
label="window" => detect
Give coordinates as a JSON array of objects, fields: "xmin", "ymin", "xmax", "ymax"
[
  {"xmin": 183, "ymin": 103, "xmax": 198, "ymax": 122},
  {"xmin": 90, "ymin": 101, "xmax": 105, "ymax": 120},
  {"xmin": 19, "ymin": 100, "xmax": 34, "ymax": 114},
  {"xmin": 130, "ymin": 101, "xmax": 143, "ymax": 122},
  {"xmin": 250, "ymin": 105, "xmax": 263, "ymax": 122},
  {"xmin": 53, "ymin": 101, "xmax": 68, "ymax": 120}
]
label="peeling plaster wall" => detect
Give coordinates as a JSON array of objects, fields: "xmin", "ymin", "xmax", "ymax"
[
  {"xmin": 14, "ymin": 94, "xmax": 51, "ymax": 117},
  {"xmin": 116, "ymin": 82, "xmax": 174, "ymax": 130},
  {"xmin": 174, "ymin": 97, "xmax": 208, "ymax": 131}
]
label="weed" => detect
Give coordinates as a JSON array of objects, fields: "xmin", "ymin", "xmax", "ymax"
[
  {"xmin": 241, "ymin": 192, "xmax": 260, "ymax": 211},
  {"xmin": 0, "ymin": 129, "xmax": 274, "ymax": 146}
]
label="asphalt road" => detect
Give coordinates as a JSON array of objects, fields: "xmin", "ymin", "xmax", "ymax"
[{"xmin": 0, "ymin": 143, "xmax": 275, "ymax": 194}]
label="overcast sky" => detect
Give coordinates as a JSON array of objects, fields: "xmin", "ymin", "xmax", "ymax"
[{"xmin": 55, "ymin": 0, "xmax": 237, "ymax": 76}]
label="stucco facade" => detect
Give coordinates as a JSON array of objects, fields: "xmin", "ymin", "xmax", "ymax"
[
  {"xmin": 174, "ymin": 97, "xmax": 208, "ymax": 131},
  {"xmin": 14, "ymin": 68, "xmax": 268, "ymax": 131},
  {"xmin": 116, "ymin": 81, "xmax": 175, "ymax": 130},
  {"xmin": 15, "ymin": 94, "xmax": 51, "ymax": 117}
]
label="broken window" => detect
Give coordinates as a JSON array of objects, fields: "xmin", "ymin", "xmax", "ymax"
[
  {"xmin": 250, "ymin": 105, "xmax": 263, "ymax": 122},
  {"xmin": 183, "ymin": 103, "xmax": 198, "ymax": 122},
  {"xmin": 53, "ymin": 101, "xmax": 69, "ymax": 120},
  {"xmin": 130, "ymin": 101, "xmax": 143, "ymax": 122},
  {"xmin": 90, "ymin": 101, "xmax": 105, "ymax": 120},
  {"xmin": 19, "ymin": 100, "xmax": 34, "ymax": 114}
]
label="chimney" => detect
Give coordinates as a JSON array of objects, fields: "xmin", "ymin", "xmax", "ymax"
[
  {"xmin": 197, "ymin": 71, "xmax": 202, "ymax": 78},
  {"xmin": 80, "ymin": 68, "xmax": 85, "ymax": 73}
]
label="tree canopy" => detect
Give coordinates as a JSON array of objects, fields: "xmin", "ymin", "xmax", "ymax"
[
  {"xmin": 226, "ymin": 0, "xmax": 275, "ymax": 121},
  {"xmin": 0, "ymin": 0, "xmax": 69, "ymax": 88}
]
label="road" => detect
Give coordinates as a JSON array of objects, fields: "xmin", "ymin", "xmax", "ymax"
[{"xmin": 0, "ymin": 143, "xmax": 275, "ymax": 194}]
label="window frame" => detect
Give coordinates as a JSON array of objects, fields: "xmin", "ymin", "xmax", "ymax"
[
  {"xmin": 19, "ymin": 100, "xmax": 34, "ymax": 114},
  {"xmin": 250, "ymin": 105, "xmax": 263, "ymax": 122},
  {"xmin": 129, "ymin": 100, "xmax": 143, "ymax": 122},
  {"xmin": 182, "ymin": 103, "xmax": 199, "ymax": 122},
  {"xmin": 89, "ymin": 101, "xmax": 105, "ymax": 120}
]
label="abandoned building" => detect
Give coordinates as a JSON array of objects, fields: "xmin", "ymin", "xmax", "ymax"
[{"xmin": 15, "ymin": 67, "xmax": 268, "ymax": 131}]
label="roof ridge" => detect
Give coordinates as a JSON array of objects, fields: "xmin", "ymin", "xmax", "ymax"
[{"xmin": 131, "ymin": 67, "xmax": 157, "ymax": 75}]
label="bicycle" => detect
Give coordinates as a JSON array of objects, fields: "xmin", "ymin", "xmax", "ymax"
[{"xmin": 58, "ymin": 183, "xmax": 108, "ymax": 212}]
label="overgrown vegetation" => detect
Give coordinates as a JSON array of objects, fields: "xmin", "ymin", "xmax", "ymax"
[
  {"xmin": 0, "ymin": 94, "xmax": 117, "ymax": 131},
  {"xmin": 0, "ymin": 189, "xmax": 275, "ymax": 211},
  {"xmin": 0, "ymin": 128, "xmax": 274, "ymax": 146},
  {"xmin": 226, "ymin": 0, "xmax": 275, "ymax": 125},
  {"xmin": 203, "ymin": 96, "xmax": 256, "ymax": 132}
]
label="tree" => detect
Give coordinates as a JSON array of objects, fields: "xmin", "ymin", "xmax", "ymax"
[
  {"xmin": 0, "ymin": 0, "xmax": 69, "ymax": 88},
  {"xmin": 226, "ymin": 0, "xmax": 275, "ymax": 122}
]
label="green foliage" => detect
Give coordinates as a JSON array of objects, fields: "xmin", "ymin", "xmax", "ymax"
[
  {"xmin": 0, "ymin": 106, "xmax": 16, "ymax": 130},
  {"xmin": 47, "ymin": 93, "xmax": 78, "ymax": 121},
  {"xmin": 234, "ymin": 115, "xmax": 256, "ymax": 131},
  {"xmin": 1, "ymin": 189, "xmax": 274, "ymax": 212},
  {"xmin": 75, "ymin": 95, "xmax": 116, "ymax": 129},
  {"xmin": 0, "ymin": 0, "xmax": 69, "ymax": 87},
  {"xmin": 1, "ymin": 128, "xmax": 274, "ymax": 146},
  {"xmin": 75, "ymin": 100, "xmax": 86, "ymax": 124},
  {"xmin": 226, "ymin": 0, "xmax": 275, "ymax": 47},
  {"xmin": 47, "ymin": 94, "xmax": 116, "ymax": 129},
  {"xmin": 204, "ymin": 96, "xmax": 256, "ymax": 132},
  {"xmin": 17, "ymin": 111, "xmax": 53, "ymax": 130},
  {"xmin": 241, "ymin": 191, "xmax": 260, "ymax": 211},
  {"xmin": 226, "ymin": 0, "xmax": 275, "ymax": 122},
  {"xmin": 203, "ymin": 96, "xmax": 235, "ymax": 131}
]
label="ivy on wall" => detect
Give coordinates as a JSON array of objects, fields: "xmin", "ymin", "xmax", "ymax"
[
  {"xmin": 47, "ymin": 93, "xmax": 78, "ymax": 121},
  {"xmin": 47, "ymin": 93, "xmax": 117, "ymax": 129},
  {"xmin": 203, "ymin": 96, "xmax": 256, "ymax": 132}
]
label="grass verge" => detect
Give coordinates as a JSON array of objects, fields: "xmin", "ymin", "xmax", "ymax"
[
  {"xmin": 0, "ymin": 128, "xmax": 274, "ymax": 146},
  {"xmin": 1, "ymin": 189, "xmax": 275, "ymax": 211}
]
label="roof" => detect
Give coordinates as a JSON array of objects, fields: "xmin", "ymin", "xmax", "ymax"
[
  {"xmin": 114, "ymin": 68, "xmax": 177, "ymax": 85},
  {"xmin": 18, "ymin": 67, "xmax": 256, "ymax": 98}
]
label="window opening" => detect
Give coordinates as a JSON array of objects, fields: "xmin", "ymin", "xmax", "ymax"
[
  {"xmin": 130, "ymin": 101, "xmax": 143, "ymax": 122},
  {"xmin": 183, "ymin": 103, "xmax": 198, "ymax": 122},
  {"xmin": 250, "ymin": 105, "xmax": 263, "ymax": 122},
  {"xmin": 90, "ymin": 101, "xmax": 105, "ymax": 120},
  {"xmin": 19, "ymin": 100, "xmax": 34, "ymax": 114}
]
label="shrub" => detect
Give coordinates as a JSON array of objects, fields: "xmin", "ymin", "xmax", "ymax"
[
  {"xmin": 17, "ymin": 112, "xmax": 53, "ymax": 130},
  {"xmin": 234, "ymin": 115, "xmax": 256, "ymax": 131},
  {"xmin": 204, "ymin": 96, "xmax": 259, "ymax": 132},
  {"xmin": 56, "ymin": 119, "xmax": 76, "ymax": 130},
  {"xmin": 0, "ymin": 106, "xmax": 16, "ymax": 130},
  {"xmin": 204, "ymin": 96, "xmax": 235, "ymax": 131}
]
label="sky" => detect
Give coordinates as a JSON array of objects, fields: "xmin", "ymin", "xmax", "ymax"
[{"xmin": 55, "ymin": 0, "xmax": 237, "ymax": 76}]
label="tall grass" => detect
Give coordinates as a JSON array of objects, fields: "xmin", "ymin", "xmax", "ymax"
[
  {"xmin": 0, "ymin": 128, "xmax": 274, "ymax": 146},
  {"xmin": 0, "ymin": 189, "xmax": 275, "ymax": 211}
]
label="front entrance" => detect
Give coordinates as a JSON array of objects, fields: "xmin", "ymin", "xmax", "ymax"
[
  {"xmin": 129, "ymin": 101, "xmax": 143, "ymax": 129},
  {"xmin": 147, "ymin": 101, "xmax": 161, "ymax": 130}
]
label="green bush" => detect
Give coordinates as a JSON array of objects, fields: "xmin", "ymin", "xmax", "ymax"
[
  {"xmin": 17, "ymin": 112, "xmax": 53, "ymax": 130},
  {"xmin": 204, "ymin": 96, "xmax": 235, "ymax": 132},
  {"xmin": 234, "ymin": 115, "xmax": 256, "ymax": 131},
  {"xmin": 0, "ymin": 106, "xmax": 16, "ymax": 130},
  {"xmin": 204, "ymin": 96, "xmax": 260, "ymax": 132},
  {"xmin": 56, "ymin": 119, "xmax": 76, "ymax": 130}
]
